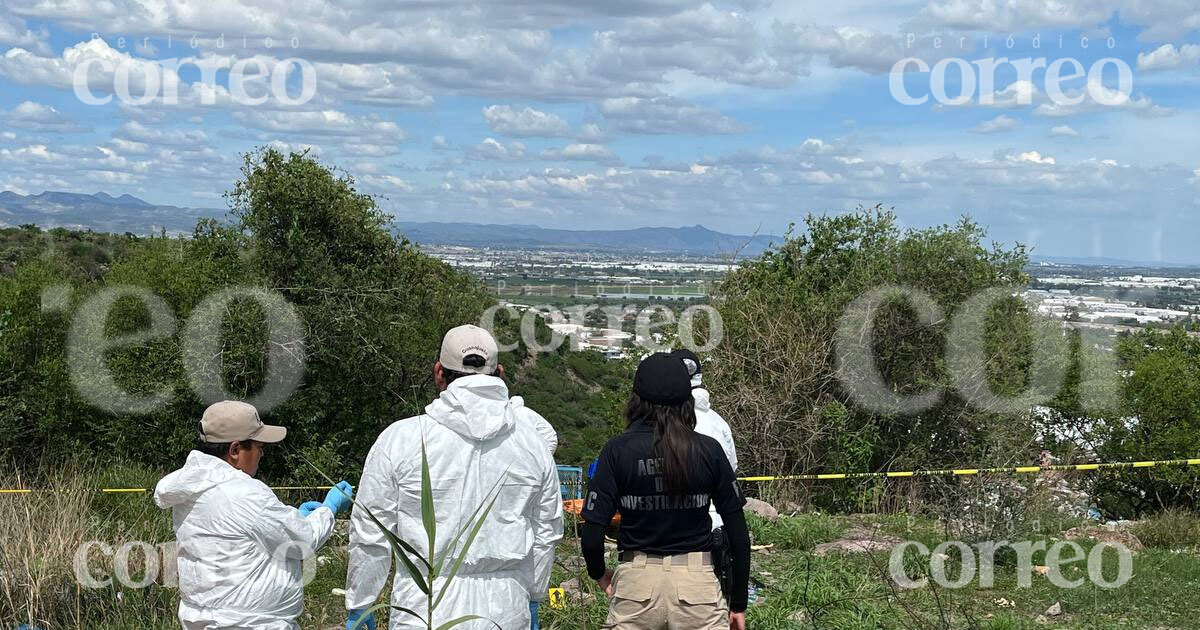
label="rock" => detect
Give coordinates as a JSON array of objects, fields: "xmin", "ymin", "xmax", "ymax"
[
  {"xmin": 744, "ymin": 498, "xmax": 779, "ymax": 521},
  {"xmin": 788, "ymin": 610, "xmax": 808, "ymax": 622},
  {"xmin": 1044, "ymin": 602, "xmax": 1063, "ymax": 617},
  {"xmin": 784, "ymin": 502, "xmax": 806, "ymax": 515},
  {"xmin": 557, "ymin": 556, "xmax": 585, "ymax": 572},
  {"xmin": 814, "ymin": 528, "xmax": 904, "ymax": 556},
  {"xmin": 1062, "ymin": 526, "xmax": 1144, "ymax": 553},
  {"xmin": 560, "ymin": 578, "xmax": 581, "ymax": 594}
]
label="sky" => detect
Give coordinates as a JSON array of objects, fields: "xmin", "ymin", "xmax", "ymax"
[{"xmin": 0, "ymin": 1, "xmax": 1198, "ymax": 262}]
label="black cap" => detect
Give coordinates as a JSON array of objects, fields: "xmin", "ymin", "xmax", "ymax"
[
  {"xmin": 634, "ymin": 352, "xmax": 692, "ymax": 405},
  {"xmin": 670, "ymin": 348, "xmax": 701, "ymax": 377}
]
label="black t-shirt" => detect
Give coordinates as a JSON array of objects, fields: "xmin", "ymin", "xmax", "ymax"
[{"xmin": 581, "ymin": 420, "xmax": 746, "ymax": 555}]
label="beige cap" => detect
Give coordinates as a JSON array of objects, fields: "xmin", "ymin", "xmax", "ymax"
[
  {"xmin": 200, "ymin": 400, "xmax": 287, "ymax": 443},
  {"xmin": 439, "ymin": 324, "xmax": 499, "ymax": 374}
]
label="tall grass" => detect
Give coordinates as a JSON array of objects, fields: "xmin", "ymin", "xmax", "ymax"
[{"xmin": 0, "ymin": 462, "xmax": 177, "ymax": 629}]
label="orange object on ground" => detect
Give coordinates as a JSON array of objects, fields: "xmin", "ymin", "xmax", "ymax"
[{"xmin": 563, "ymin": 499, "xmax": 622, "ymax": 527}]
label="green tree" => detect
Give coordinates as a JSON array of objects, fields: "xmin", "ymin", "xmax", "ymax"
[{"xmin": 708, "ymin": 205, "xmax": 1044, "ymax": 508}]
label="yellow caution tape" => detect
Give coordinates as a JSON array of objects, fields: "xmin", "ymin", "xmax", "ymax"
[
  {"xmin": 734, "ymin": 458, "xmax": 1200, "ymax": 482},
  {"xmin": 0, "ymin": 458, "xmax": 1195, "ymax": 494}
]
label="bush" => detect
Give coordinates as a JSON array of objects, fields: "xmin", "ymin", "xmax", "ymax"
[
  {"xmin": 1132, "ymin": 508, "xmax": 1200, "ymax": 550},
  {"xmin": 747, "ymin": 513, "xmax": 846, "ymax": 551},
  {"xmin": 709, "ymin": 206, "xmax": 1046, "ymax": 511}
]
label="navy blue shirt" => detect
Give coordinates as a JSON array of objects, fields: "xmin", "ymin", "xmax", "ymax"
[{"xmin": 581, "ymin": 420, "xmax": 745, "ymax": 555}]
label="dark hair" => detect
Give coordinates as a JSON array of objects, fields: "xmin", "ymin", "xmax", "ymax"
[
  {"xmin": 625, "ymin": 391, "xmax": 697, "ymax": 497},
  {"xmin": 441, "ymin": 354, "xmax": 500, "ymax": 385},
  {"xmin": 196, "ymin": 439, "xmax": 255, "ymax": 459}
]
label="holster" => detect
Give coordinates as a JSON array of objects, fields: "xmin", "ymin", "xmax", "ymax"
[{"xmin": 710, "ymin": 526, "xmax": 733, "ymax": 602}]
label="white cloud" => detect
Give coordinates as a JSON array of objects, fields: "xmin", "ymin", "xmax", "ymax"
[
  {"xmin": 1033, "ymin": 81, "xmax": 1174, "ymax": 118},
  {"xmin": 1137, "ymin": 43, "xmax": 1200, "ymax": 71},
  {"xmin": 1014, "ymin": 150, "xmax": 1056, "ymax": 165},
  {"xmin": 0, "ymin": 11, "xmax": 49, "ymax": 54},
  {"xmin": 467, "ymin": 137, "xmax": 526, "ymax": 160},
  {"xmin": 234, "ymin": 110, "xmax": 406, "ymax": 141},
  {"xmin": 1050, "ymin": 124, "xmax": 1079, "ymax": 137},
  {"xmin": 599, "ymin": 96, "xmax": 745, "ymax": 134},
  {"xmin": 970, "ymin": 114, "xmax": 1018, "ymax": 134},
  {"xmin": 771, "ymin": 23, "xmax": 911, "ymax": 74},
  {"xmin": 540, "ymin": 142, "xmax": 620, "ymax": 164},
  {"xmin": 116, "ymin": 121, "xmax": 208, "ymax": 147},
  {"xmin": 3, "ymin": 100, "xmax": 88, "ymax": 132},
  {"xmin": 482, "ymin": 105, "xmax": 571, "ymax": 137}
]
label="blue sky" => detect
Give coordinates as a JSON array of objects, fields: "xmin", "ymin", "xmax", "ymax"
[{"xmin": 0, "ymin": 1, "xmax": 1197, "ymax": 262}]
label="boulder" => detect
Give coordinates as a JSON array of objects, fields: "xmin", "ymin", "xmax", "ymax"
[{"xmin": 744, "ymin": 497, "xmax": 779, "ymax": 521}]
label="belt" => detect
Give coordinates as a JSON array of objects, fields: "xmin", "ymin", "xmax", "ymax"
[{"xmin": 619, "ymin": 551, "xmax": 712, "ymax": 566}]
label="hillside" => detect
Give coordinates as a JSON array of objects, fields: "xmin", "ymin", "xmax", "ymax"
[{"xmin": 0, "ymin": 190, "xmax": 781, "ymax": 256}]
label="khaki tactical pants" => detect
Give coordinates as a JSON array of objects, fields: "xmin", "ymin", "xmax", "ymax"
[{"xmin": 601, "ymin": 552, "xmax": 729, "ymax": 630}]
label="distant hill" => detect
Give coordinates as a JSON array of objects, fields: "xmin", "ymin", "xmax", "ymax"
[
  {"xmin": 0, "ymin": 191, "xmax": 211, "ymax": 235},
  {"xmin": 394, "ymin": 221, "xmax": 781, "ymax": 256},
  {"xmin": 0, "ymin": 190, "xmax": 782, "ymax": 256},
  {"xmin": 1030, "ymin": 255, "xmax": 1200, "ymax": 269}
]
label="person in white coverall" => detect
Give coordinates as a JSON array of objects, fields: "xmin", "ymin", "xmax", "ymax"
[
  {"xmin": 670, "ymin": 349, "xmax": 738, "ymax": 529},
  {"xmin": 154, "ymin": 400, "xmax": 355, "ymax": 630},
  {"xmin": 345, "ymin": 324, "xmax": 563, "ymax": 630}
]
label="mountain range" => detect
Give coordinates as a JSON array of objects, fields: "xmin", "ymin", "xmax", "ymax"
[{"xmin": 0, "ymin": 191, "xmax": 782, "ymax": 256}]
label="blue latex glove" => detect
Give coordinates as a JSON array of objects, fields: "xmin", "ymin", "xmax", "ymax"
[
  {"xmin": 298, "ymin": 501, "xmax": 323, "ymax": 517},
  {"xmin": 323, "ymin": 480, "xmax": 354, "ymax": 514},
  {"xmin": 346, "ymin": 608, "xmax": 376, "ymax": 630}
]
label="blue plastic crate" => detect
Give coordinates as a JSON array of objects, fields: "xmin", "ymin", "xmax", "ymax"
[{"xmin": 557, "ymin": 465, "xmax": 583, "ymax": 500}]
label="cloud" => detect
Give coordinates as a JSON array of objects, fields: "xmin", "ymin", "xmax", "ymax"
[
  {"xmin": 115, "ymin": 121, "xmax": 208, "ymax": 147},
  {"xmin": 0, "ymin": 11, "xmax": 49, "ymax": 54},
  {"xmin": 771, "ymin": 23, "xmax": 911, "ymax": 74},
  {"xmin": 312, "ymin": 61, "xmax": 435, "ymax": 107},
  {"xmin": 1032, "ymin": 81, "xmax": 1174, "ymax": 118},
  {"xmin": 234, "ymin": 110, "xmax": 406, "ymax": 141},
  {"xmin": 482, "ymin": 105, "xmax": 571, "ymax": 137},
  {"xmin": 3, "ymin": 100, "xmax": 89, "ymax": 132},
  {"xmin": 970, "ymin": 114, "xmax": 1018, "ymax": 134},
  {"xmin": 540, "ymin": 142, "xmax": 620, "ymax": 164},
  {"xmin": 918, "ymin": 0, "xmax": 1114, "ymax": 31},
  {"xmin": 1050, "ymin": 124, "xmax": 1079, "ymax": 137},
  {"xmin": 1013, "ymin": 150, "xmax": 1055, "ymax": 165},
  {"xmin": 598, "ymin": 96, "xmax": 745, "ymax": 134},
  {"xmin": 467, "ymin": 137, "xmax": 526, "ymax": 160},
  {"xmin": 1137, "ymin": 43, "xmax": 1200, "ymax": 71}
]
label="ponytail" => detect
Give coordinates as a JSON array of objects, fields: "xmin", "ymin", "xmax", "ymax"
[{"xmin": 625, "ymin": 392, "xmax": 697, "ymax": 497}]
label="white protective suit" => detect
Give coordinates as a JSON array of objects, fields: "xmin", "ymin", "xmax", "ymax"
[
  {"xmin": 346, "ymin": 374, "xmax": 564, "ymax": 630},
  {"xmin": 512, "ymin": 394, "xmax": 558, "ymax": 455},
  {"xmin": 154, "ymin": 450, "xmax": 335, "ymax": 630},
  {"xmin": 693, "ymin": 387, "xmax": 738, "ymax": 529}
]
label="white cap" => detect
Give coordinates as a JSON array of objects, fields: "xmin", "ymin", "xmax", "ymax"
[
  {"xmin": 200, "ymin": 400, "xmax": 286, "ymax": 443},
  {"xmin": 439, "ymin": 324, "xmax": 499, "ymax": 374}
]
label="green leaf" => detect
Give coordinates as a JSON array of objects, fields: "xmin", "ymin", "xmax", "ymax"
[
  {"xmin": 435, "ymin": 615, "xmax": 502, "ymax": 630},
  {"xmin": 352, "ymin": 602, "xmax": 427, "ymax": 629},
  {"xmin": 422, "ymin": 440, "xmax": 437, "ymax": 579},
  {"xmin": 433, "ymin": 480, "xmax": 494, "ymax": 574},
  {"xmin": 298, "ymin": 451, "xmax": 432, "ymax": 591},
  {"xmin": 359, "ymin": 504, "xmax": 432, "ymax": 594}
]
